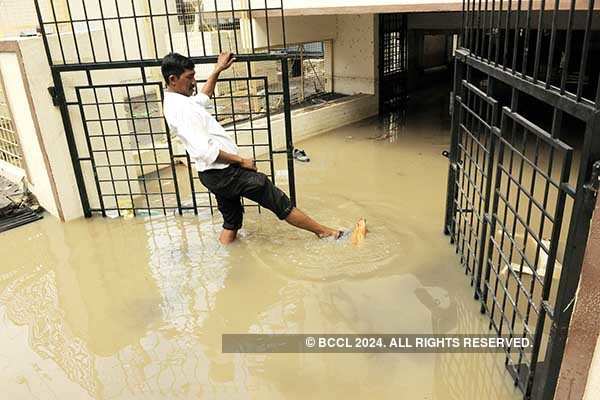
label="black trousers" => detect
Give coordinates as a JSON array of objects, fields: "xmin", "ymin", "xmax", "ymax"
[{"xmin": 198, "ymin": 165, "xmax": 293, "ymax": 230}]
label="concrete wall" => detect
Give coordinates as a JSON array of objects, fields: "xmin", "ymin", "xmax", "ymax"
[
  {"xmin": 234, "ymin": 94, "xmax": 378, "ymax": 160},
  {"xmin": 332, "ymin": 14, "xmax": 378, "ymax": 96},
  {"xmin": 253, "ymin": 13, "xmax": 378, "ymax": 96},
  {"xmin": 7, "ymin": 38, "xmax": 84, "ymax": 220},
  {"xmin": 0, "ymin": 47, "xmax": 62, "ymax": 217},
  {"xmin": 556, "ymin": 192, "xmax": 600, "ymax": 399},
  {"xmin": 585, "ymin": 340, "xmax": 600, "ymax": 399}
]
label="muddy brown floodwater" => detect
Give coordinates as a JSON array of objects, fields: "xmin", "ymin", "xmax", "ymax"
[{"xmin": 0, "ymin": 91, "xmax": 521, "ymax": 399}]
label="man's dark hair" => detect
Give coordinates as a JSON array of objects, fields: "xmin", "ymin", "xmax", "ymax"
[{"xmin": 161, "ymin": 52, "xmax": 194, "ymax": 84}]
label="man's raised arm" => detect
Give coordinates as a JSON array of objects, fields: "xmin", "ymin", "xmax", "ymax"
[{"xmin": 201, "ymin": 51, "xmax": 235, "ymax": 98}]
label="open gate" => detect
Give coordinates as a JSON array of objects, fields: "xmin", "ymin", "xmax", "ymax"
[
  {"xmin": 445, "ymin": 1, "xmax": 600, "ymax": 398},
  {"xmin": 379, "ymin": 13, "xmax": 408, "ymax": 114},
  {"xmin": 34, "ymin": 0, "xmax": 295, "ymax": 217}
]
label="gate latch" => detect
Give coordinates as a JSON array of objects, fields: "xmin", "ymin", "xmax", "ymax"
[
  {"xmin": 583, "ymin": 161, "xmax": 600, "ymax": 196},
  {"xmin": 47, "ymin": 86, "xmax": 62, "ymax": 107}
]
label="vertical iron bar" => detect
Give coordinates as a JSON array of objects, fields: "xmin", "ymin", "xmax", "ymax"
[
  {"xmin": 576, "ymin": 0, "xmax": 595, "ymax": 101},
  {"xmin": 213, "ymin": 0, "xmax": 223, "ymax": 53},
  {"xmin": 52, "ymin": 70, "xmax": 91, "ymax": 216},
  {"xmin": 487, "ymin": 0, "xmax": 496, "ymax": 62},
  {"xmin": 502, "ymin": 0, "xmax": 513, "ymax": 69},
  {"xmin": 182, "ymin": 0, "xmax": 191, "ymax": 57},
  {"xmin": 146, "ymin": 0, "xmax": 159, "ymax": 59},
  {"xmin": 475, "ymin": 101, "xmax": 498, "ymax": 298},
  {"xmin": 33, "ymin": 0, "xmax": 56, "ymax": 67},
  {"xmin": 109, "ymin": 86, "xmax": 136, "ymax": 216},
  {"xmin": 264, "ymin": 77, "xmax": 276, "ymax": 184},
  {"xmin": 445, "ymin": 59, "xmax": 465, "ymax": 235},
  {"xmin": 520, "ymin": 0, "xmax": 533, "ymax": 76},
  {"xmin": 197, "ymin": 2, "xmax": 208, "ymax": 56},
  {"xmin": 48, "ymin": 0, "xmax": 67, "ymax": 64},
  {"xmin": 158, "ymin": 84, "xmax": 182, "ymax": 214},
  {"xmin": 81, "ymin": 0, "xmax": 97, "ymax": 63},
  {"xmin": 162, "ymin": 0, "xmax": 174, "ymax": 53},
  {"xmin": 511, "ymin": 0, "xmax": 523, "ymax": 74},
  {"xmin": 230, "ymin": 0, "xmax": 240, "ymax": 54},
  {"xmin": 76, "ymin": 88, "xmax": 106, "ymax": 216},
  {"xmin": 114, "ymin": 0, "xmax": 128, "ymax": 61},
  {"xmin": 481, "ymin": 114, "xmax": 506, "ymax": 311},
  {"xmin": 264, "ymin": 0, "xmax": 271, "ymax": 53},
  {"xmin": 97, "ymin": 0, "xmax": 113, "ymax": 62},
  {"xmin": 559, "ymin": 0, "xmax": 576, "ymax": 94},
  {"xmin": 280, "ymin": 58, "xmax": 296, "ymax": 207},
  {"xmin": 532, "ymin": 0, "xmax": 546, "ymax": 82},
  {"xmin": 140, "ymin": 81, "xmax": 167, "ymax": 212},
  {"xmin": 494, "ymin": 0, "xmax": 503, "ymax": 65},
  {"xmin": 90, "ymin": 82, "xmax": 121, "ymax": 216},
  {"xmin": 545, "ymin": 0, "xmax": 561, "ymax": 89},
  {"xmin": 64, "ymin": 0, "xmax": 82, "ymax": 64},
  {"xmin": 130, "ymin": 0, "xmax": 145, "ymax": 60},
  {"xmin": 280, "ymin": 0, "xmax": 287, "ymax": 49},
  {"xmin": 227, "ymin": 80, "xmax": 238, "ymax": 143}
]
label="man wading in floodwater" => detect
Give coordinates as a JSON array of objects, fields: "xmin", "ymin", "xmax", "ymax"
[{"xmin": 162, "ymin": 51, "xmax": 353, "ymax": 244}]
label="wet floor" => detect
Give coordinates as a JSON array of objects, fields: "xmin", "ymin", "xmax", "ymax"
[{"xmin": 1, "ymin": 88, "xmax": 521, "ymax": 399}]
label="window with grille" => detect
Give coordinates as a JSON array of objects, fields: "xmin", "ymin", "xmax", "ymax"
[
  {"xmin": 0, "ymin": 79, "xmax": 23, "ymax": 170},
  {"xmin": 176, "ymin": 0, "xmax": 197, "ymax": 27}
]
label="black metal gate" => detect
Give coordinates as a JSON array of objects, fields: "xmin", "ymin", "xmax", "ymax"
[
  {"xmin": 379, "ymin": 13, "xmax": 408, "ymax": 114},
  {"xmin": 444, "ymin": 1, "xmax": 600, "ymax": 399},
  {"xmin": 34, "ymin": 0, "xmax": 295, "ymax": 217}
]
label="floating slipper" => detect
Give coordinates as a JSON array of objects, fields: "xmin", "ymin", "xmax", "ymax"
[
  {"xmin": 293, "ymin": 148, "xmax": 310, "ymax": 162},
  {"xmin": 336, "ymin": 229, "xmax": 352, "ymax": 241}
]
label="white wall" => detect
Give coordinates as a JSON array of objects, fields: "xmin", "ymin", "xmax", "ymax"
[
  {"xmin": 333, "ymin": 14, "xmax": 378, "ymax": 96},
  {"xmin": 234, "ymin": 94, "xmax": 378, "ymax": 160},
  {"xmin": 0, "ymin": 51, "xmax": 61, "ymax": 217},
  {"xmin": 253, "ymin": 13, "xmax": 378, "ymax": 96},
  {"xmin": 251, "ymin": 15, "xmax": 336, "ymax": 48},
  {"xmin": 16, "ymin": 38, "xmax": 85, "ymax": 220}
]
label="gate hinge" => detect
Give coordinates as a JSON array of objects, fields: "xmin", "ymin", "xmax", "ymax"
[
  {"xmin": 47, "ymin": 86, "xmax": 63, "ymax": 107},
  {"xmin": 583, "ymin": 160, "xmax": 600, "ymax": 196}
]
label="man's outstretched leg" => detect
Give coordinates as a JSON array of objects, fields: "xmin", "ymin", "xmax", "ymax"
[{"xmin": 284, "ymin": 207, "xmax": 340, "ymax": 239}]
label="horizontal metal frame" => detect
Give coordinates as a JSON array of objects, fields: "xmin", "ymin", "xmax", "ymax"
[
  {"xmin": 456, "ymin": 49, "xmax": 596, "ymax": 122},
  {"xmin": 52, "ymin": 53, "xmax": 289, "ymax": 72}
]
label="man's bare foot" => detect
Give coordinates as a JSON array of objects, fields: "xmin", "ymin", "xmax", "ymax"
[
  {"xmin": 350, "ymin": 218, "xmax": 368, "ymax": 245},
  {"xmin": 219, "ymin": 229, "xmax": 238, "ymax": 245},
  {"xmin": 317, "ymin": 228, "xmax": 343, "ymax": 239}
]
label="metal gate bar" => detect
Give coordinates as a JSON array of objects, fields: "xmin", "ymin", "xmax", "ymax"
[
  {"xmin": 34, "ymin": 0, "xmax": 297, "ymax": 219},
  {"xmin": 481, "ymin": 108, "xmax": 573, "ymax": 394},
  {"xmin": 74, "ymin": 75, "xmax": 290, "ymax": 217},
  {"xmin": 450, "ymin": 81, "xmax": 498, "ymax": 289},
  {"xmin": 34, "ymin": 0, "xmax": 287, "ymax": 66},
  {"xmin": 379, "ymin": 13, "xmax": 407, "ymax": 114},
  {"xmin": 446, "ymin": 0, "xmax": 600, "ymax": 398}
]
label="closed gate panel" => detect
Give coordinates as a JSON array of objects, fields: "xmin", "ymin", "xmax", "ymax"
[{"xmin": 445, "ymin": 1, "xmax": 600, "ymax": 398}]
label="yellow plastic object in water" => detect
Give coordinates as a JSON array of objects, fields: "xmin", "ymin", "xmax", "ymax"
[{"xmin": 350, "ymin": 218, "xmax": 368, "ymax": 246}]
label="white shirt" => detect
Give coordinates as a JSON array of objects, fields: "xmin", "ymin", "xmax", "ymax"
[{"xmin": 163, "ymin": 91, "xmax": 239, "ymax": 172}]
